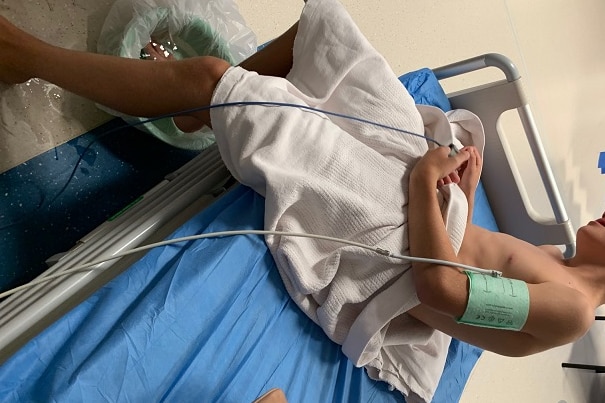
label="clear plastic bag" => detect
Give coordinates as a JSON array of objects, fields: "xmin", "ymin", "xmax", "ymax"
[{"xmin": 96, "ymin": 0, "xmax": 257, "ymax": 150}]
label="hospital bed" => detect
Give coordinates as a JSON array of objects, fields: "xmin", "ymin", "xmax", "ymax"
[{"xmin": 0, "ymin": 53, "xmax": 575, "ymax": 402}]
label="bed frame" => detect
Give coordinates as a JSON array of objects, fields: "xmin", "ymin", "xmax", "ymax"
[
  {"xmin": 433, "ymin": 53, "xmax": 574, "ymax": 252},
  {"xmin": 0, "ymin": 53, "xmax": 575, "ymax": 365}
]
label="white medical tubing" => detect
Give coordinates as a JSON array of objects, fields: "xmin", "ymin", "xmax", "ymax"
[
  {"xmin": 1, "ymin": 103, "xmax": 493, "ymax": 299},
  {"xmin": 0, "ymin": 230, "xmax": 502, "ymax": 299}
]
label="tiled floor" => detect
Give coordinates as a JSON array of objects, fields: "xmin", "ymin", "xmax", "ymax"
[{"xmin": 1, "ymin": 0, "xmax": 605, "ymax": 401}]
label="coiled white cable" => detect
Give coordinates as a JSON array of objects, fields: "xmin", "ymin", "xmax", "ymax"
[{"xmin": 0, "ymin": 230, "xmax": 502, "ymax": 300}]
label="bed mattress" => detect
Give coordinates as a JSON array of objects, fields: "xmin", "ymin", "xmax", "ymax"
[{"xmin": 0, "ymin": 68, "xmax": 498, "ymax": 402}]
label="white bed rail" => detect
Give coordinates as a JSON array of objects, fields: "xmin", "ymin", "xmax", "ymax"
[{"xmin": 433, "ymin": 53, "xmax": 576, "ymax": 257}]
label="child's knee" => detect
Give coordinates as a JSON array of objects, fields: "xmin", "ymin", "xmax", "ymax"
[
  {"xmin": 176, "ymin": 56, "xmax": 231, "ymax": 123},
  {"xmin": 201, "ymin": 56, "xmax": 231, "ymax": 85}
]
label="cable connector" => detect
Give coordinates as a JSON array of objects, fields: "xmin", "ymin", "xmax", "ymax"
[
  {"xmin": 448, "ymin": 143, "xmax": 460, "ymax": 157},
  {"xmin": 374, "ymin": 248, "xmax": 392, "ymax": 257}
]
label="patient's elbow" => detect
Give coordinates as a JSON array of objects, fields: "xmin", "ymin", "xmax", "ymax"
[{"xmin": 413, "ymin": 265, "xmax": 467, "ymax": 318}]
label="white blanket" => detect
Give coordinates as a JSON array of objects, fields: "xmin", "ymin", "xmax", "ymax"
[{"xmin": 211, "ymin": 0, "xmax": 484, "ymax": 401}]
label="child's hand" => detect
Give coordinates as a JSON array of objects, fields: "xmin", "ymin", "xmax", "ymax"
[
  {"xmin": 411, "ymin": 146, "xmax": 470, "ymax": 186},
  {"xmin": 457, "ymin": 146, "xmax": 482, "ymax": 199}
]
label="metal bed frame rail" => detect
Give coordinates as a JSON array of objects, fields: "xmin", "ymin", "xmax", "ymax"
[
  {"xmin": 0, "ymin": 146, "xmax": 232, "ymax": 364},
  {"xmin": 433, "ymin": 53, "xmax": 575, "ymax": 257}
]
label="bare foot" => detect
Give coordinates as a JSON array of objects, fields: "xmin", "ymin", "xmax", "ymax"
[
  {"xmin": 0, "ymin": 16, "xmax": 35, "ymax": 84},
  {"xmin": 141, "ymin": 38, "xmax": 206, "ymax": 133}
]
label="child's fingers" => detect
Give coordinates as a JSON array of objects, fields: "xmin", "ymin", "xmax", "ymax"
[{"xmin": 449, "ymin": 171, "xmax": 460, "ymax": 183}]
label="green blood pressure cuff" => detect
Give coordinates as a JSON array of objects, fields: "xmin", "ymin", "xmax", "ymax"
[{"xmin": 457, "ymin": 271, "xmax": 530, "ymax": 331}]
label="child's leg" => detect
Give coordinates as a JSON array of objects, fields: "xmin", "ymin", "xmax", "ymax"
[
  {"xmin": 139, "ymin": 21, "xmax": 300, "ymax": 132},
  {"xmin": 0, "ymin": 16, "xmax": 300, "ymax": 130},
  {"xmin": 238, "ymin": 22, "xmax": 299, "ymax": 78},
  {"xmin": 0, "ymin": 16, "xmax": 229, "ymax": 127}
]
